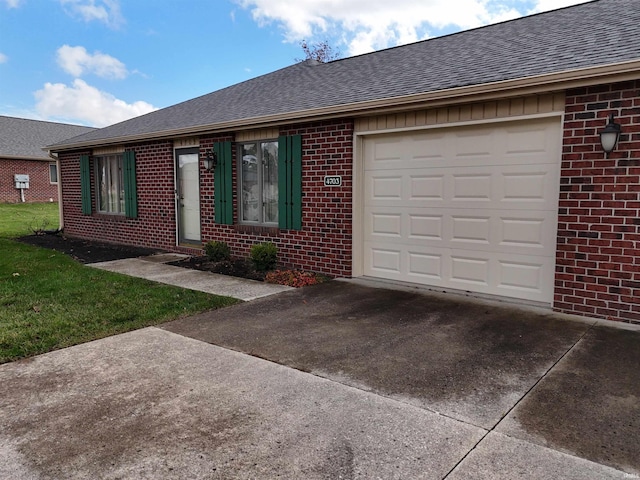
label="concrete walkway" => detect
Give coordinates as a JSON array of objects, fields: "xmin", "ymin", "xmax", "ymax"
[{"xmin": 88, "ymin": 253, "xmax": 292, "ymax": 301}]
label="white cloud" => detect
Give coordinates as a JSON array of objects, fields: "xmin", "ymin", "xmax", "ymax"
[
  {"xmin": 34, "ymin": 79, "xmax": 157, "ymax": 127},
  {"xmin": 56, "ymin": 45, "xmax": 127, "ymax": 79},
  {"xmin": 530, "ymin": 0, "xmax": 591, "ymax": 13},
  {"xmin": 0, "ymin": 52, "xmax": 8, "ymax": 64},
  {"xmin": 236, "ymin": 0, "xmax": 591, "ymax": 55},
  {"xmin": 59, "ymin": 0, "xmax": 124, "ymax": 29},
  {"xmin": 2, "ymin": 0, "xmax": 23, "ymax": 7}
]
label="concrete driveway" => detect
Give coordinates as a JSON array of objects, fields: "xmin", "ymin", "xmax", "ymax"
[{"xmin": 1, "ymin": 280, "xmax": 639, "ymax": 479}]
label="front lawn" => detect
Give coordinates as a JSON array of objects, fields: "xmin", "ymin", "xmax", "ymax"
[
  {"xmin": 0, "ymin": 201, "xmax": 59, "ymax": 238},
  {"xmin": 0, "ymin": 203, "xmax": 239, "ymax": 363}
]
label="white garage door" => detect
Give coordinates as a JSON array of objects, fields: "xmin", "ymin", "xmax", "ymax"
[{"xmin": 362, "ymin": 117, "xmax": 562, "ymax": 304}]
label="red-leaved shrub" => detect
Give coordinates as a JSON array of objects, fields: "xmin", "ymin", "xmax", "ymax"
[{"xmin": 264, "ymin": 269, "xmax": 328, "ymax": 288}]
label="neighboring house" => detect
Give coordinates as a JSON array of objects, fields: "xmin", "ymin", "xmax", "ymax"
[
  {"xmin": 0, "ymin": 116, "xmax": 95, "ymax": 203},
  {"xmin": 49, "ymin": 0, "xmax": 640, "ymax": 323}
]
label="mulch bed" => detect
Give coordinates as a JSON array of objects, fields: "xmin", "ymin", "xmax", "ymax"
[
  {"xmin": 16, "ymin": 233, "xmax": 267, "ymax": 282},
  {"xmin": 16, "ymin": 233, "xmax": 161, "ymax": 264},
  {"xmin": 16, "ymin": 234, "xmax": 325, "ymax": 286},
  {"xmin": 168, "ymin": 256, "xmax": 267, "ymax": 282}
]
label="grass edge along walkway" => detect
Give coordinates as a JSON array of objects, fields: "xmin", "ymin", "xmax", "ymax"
[{"xmin": 0, "ymin": 237, "xmax": 240, "ymax": 364}]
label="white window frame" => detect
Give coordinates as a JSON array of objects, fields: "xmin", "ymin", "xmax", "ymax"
[
  {"xmin": 238, "ymin": 140, "xmax": 279, "ymax": 226},
  {"xmin": 49, "ymin": 163, "xmax": 58, "ymax": 184}
]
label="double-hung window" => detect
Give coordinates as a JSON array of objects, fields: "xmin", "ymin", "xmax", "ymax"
[
  {"xmin": 95, "ymin": 154, "xmax": 125, "ymax": 214},
  {"xmin": 81, "ymin": 151, "xmax": 137, "ymax": 217},
  {"xmin": 239, "ymin": 141, "xmax": 279, "ymax": 225},
  {"xmin": 214, "ymin": 136, "xmax": 300, "ymax": 229}
]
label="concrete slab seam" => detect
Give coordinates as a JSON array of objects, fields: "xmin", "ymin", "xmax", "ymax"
[{"xmin": 440, "ymin": 321, "xmax": 599, "ymax": 479}]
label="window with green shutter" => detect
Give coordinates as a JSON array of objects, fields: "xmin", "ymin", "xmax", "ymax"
[
  {"xmin": 93, "ymin": 151, "xmax": 138, "ymax": 218},
  {"xmin": 235, "ymin": 135, "xmax": 302, "ymax": 229}
]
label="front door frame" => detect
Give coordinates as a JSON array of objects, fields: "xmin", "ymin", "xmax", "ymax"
[{"xmin": 175, "ymin": 147, "xmax": 201, "ymax": 245}]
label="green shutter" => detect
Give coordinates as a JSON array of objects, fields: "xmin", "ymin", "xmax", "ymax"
[
  {"xmin": 123, "ymin": 150, "xmax": 137, "ymax": 218},
  {"xmin": 214, "ymin": 141, "xmax": 233, "ymax": 225},
  {"xmin": 80, "ymin": 154, "xmax": 91, "ymax": 215},
  {"xmin": 278, "ymin": 135, "xmax": 302, "ymax": 230},
  {"xmin": 290, "ymin": 135, "xmax": 302, "ymax": 230}
]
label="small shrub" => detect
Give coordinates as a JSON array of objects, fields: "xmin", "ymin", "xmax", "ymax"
[
  {"xmin": 265, "ymin": 269, "xmax": 329, "ymax": 288},
  {"xmin": 204, "ymin": 240, "xmax": 231, "ymax": 262},
  {"xmin": 29, "ymin": 218, "xmax": 51, "ymax": 236},
  {"xmin": 250, "ymin": 242, "xmax": 277, "ymax": 271}
]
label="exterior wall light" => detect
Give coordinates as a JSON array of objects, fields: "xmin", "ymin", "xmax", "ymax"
[
  {"xmin": 599, "ymin": 113, "xmax": 621, "ymax": 157},
  {"xmin": 202, "ymin": 149, "xmax": 217, "ymax": 172}
]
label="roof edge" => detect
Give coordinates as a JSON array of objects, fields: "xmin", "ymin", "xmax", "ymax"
[
  {"xmin": 1, "ymin": 155, "xmax": 55, "ymax": 162},
  {"xmin": 50, "ymin": 58, "xmax": 640, "ymax": 152}
]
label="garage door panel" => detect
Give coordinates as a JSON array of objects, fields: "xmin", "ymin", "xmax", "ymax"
[
  {"xmin": 408, "ymin": 214, "xmax": 443, "ymax": 240},
  {"xmin": 452, "ymin": 175, "xmax": 492, "ymax": 201},
  {"xmin": 450, "ymin": 256, "xmax": 490, "ymax": 285},
  {"xmin": 505, "ymin": 123, "xmax": 553, "ymax": 155},
  {"xmin": 362, "ymin": 117, "xmax": 561, "ymax": 304},
  {"xmin": 366, "ymin": 166, "xmax": 558, "ymax": 210},
  {"xmin": 369, "ymin": 247, "xmax": 402, "ymax": 274},
  {"xmin": 453, "ymin": 136, "xmax": 492, "ymax": 159},
  {"xmin": 370, "ymin": 213, "xmax": 402, "ymax": 237},
  {"xmin": 451, "ymin": 216, "xmax": 491, "ymax": 244},
  {"xmin": 498, "ymin": 260, "xmax": 544, "ymax": 293},
  {"xmin": 371, "ymin": 175, "xmax": 403, "ymax": 199},
  {"xmin": 409, "ymin": 175, "xmax": 445, "ymax": 200},
  {"xmin": 365, "ymin": 118, "xmax": 560, "ymax": 171},
  {"xmin": 366, "ymin": 208, "xmax": 555, "ymax": 255},
  {"xmin": 407, "ymin": 252, "xmax": 442, "ymax": 279},
  {"xmin": 365, "ymin": 238, "xmax": 554, "ymax": 302},
  {"xmin": 499, "ymin": 218, "xmax": 546, "ymax": 247}
]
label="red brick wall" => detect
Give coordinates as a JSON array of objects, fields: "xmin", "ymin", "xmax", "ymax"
[
  {"xmin": 0, "ymin": 158, "xmax": 58, "ymax": 203},
  {"xmin": 59, "ymin": 119, "xmax": 354, "ymax": 277},
  {"xmin": 60, "ymin": 141, "xmax": 182, "ymax": 251},
  {"xmin": 199, "ymin": 120, "xmax": 353, "ymax": 277},
  {"xmin": 556, "ymin": 80, "xmax": 640, "ymax": 323}
]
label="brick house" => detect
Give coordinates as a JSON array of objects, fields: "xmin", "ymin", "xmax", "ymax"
[
  {"xmin": 0, "ymin": 116, "xmax": 94, "ymax": 203},
  {"xmin": 49, "ymin": 0, "xmax": 640, "ymax": 323}
]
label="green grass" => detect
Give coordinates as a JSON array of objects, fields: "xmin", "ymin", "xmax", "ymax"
[
  {"xmin": 0, "ymin": 203, "xmax": 240, "ymax": 363},
  {"xmin": 0, "ymin": 201, "xmax": 60, "ymax": 238}
]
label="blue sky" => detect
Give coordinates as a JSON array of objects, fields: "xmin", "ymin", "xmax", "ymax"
[{"xmin": 0, "ymin": 0, "xmax": 590, "ymax": 127}]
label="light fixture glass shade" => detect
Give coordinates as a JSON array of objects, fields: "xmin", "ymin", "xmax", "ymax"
[
  {"xmin": 202, "ymin": 150, "xmax": 217, "ymax": 171},
  {"xmin": 599, "ymin": 114, "xmax": 621, "ymax": 155},
  {"xmin": 599, "ymin": 130, "xmax": 619, "ymax": 153}
]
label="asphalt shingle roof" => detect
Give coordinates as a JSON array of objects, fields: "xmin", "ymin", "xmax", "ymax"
[
  {"xmin": 0, "ymin": 116, "xmax": 95, "ymax": 160},
  {"xmin": 51, "ymin": 0, "xmax": 639, "ymax": 150}
]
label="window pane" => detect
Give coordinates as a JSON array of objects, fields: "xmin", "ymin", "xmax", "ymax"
[
  {"xmin": 97, "ymin": 158, "xmax": 107, "ymax": 211},
  {"xmin": 96, "ymin": 155, "xmax": 124, "ymax": 214},
  {"xmin": 49, "ymin": 163, "xmax": 58, "ymax": 183},
  {"xmin": 109, "ymin": 157, "xmax": 119, "ymax": 212},
  {"xmin": 118, "ymin": 158, "xmax": 124, "ymax": 213},
  {"xmin": 241, "ymin": 144, "xmax": 259, "ymax": 222},
  {"xmin": 262, "ymin": 141, "xmax": 278, "ymax": 224}
]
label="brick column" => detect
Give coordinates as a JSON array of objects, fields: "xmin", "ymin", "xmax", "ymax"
[{"xmin": 556, "ymin": 80, "xmax": 640, "ymax": 323}]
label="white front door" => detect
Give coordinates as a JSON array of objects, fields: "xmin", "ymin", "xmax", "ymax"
[
  {"xmin": 362, "ymin": 117, "xmax": 562, "ymax": 304},
  {"xmin": 176, "ymin": 148, "xmax": 201, "ymax": 243}
]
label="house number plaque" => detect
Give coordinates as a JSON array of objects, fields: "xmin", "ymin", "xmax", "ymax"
[{"xmin": 324, "ymin": 175, "xmax": 342, "ymax": 187}]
